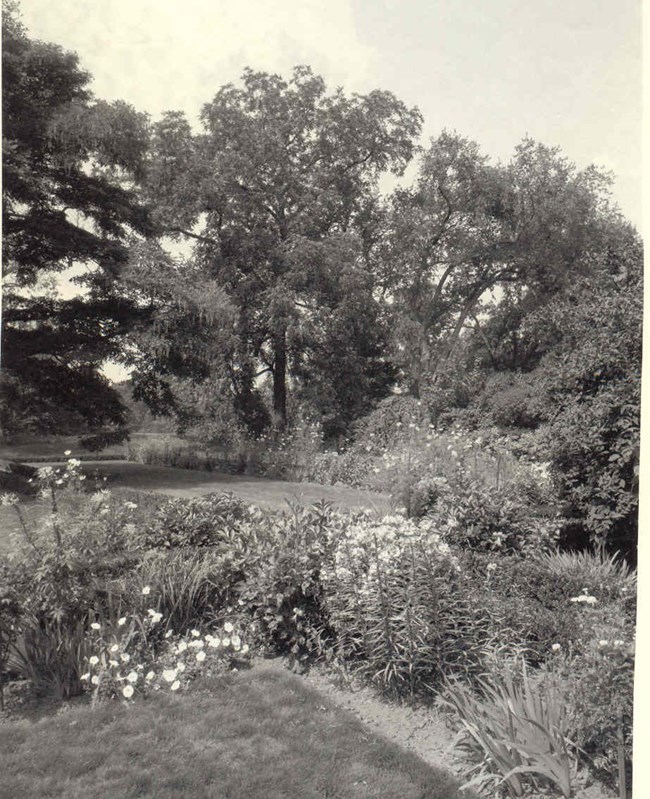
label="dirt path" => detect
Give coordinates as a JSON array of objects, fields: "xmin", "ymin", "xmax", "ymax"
[{"xmin": 253, "ymin": 658, "xmax": 615, "ymax": 799}]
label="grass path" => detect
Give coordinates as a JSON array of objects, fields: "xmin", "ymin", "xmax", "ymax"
[
  {"xmin": 28, "ymin": 460, "xmax": 393, "ymax": 513},
  {"xmin": 0, "ymin": 667, "xmax": 473, "ymax": 799}
]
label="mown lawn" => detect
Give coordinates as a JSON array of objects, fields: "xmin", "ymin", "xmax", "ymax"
[{"xmin": 0, "ymin": 668, "xmax": 472, "ymax": 799}]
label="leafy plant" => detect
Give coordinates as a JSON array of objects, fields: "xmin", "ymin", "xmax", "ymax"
[
  {"xmin": 238, "ymin": 502, "xmax": 343, "ymax": 666},
  {"xmin": 321, "ymin": 514, "xmax": 505, "ymax": 699},
  {"xmin": 441, "ymin": 659, "xmax": 579, "ymax": 797},
  {"xmin": 141, "ymin": 492, "xmax": 252, "ymax": 550}
]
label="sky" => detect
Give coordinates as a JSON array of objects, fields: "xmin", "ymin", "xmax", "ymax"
[{"xmin": 17, "ymin": 0, "xmax": 643, "ymax": 229}]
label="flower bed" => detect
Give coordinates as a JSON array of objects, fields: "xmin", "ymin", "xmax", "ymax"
[{"xmin": 0, "ymin": 456, "xmax": 635, "ymax": 797}]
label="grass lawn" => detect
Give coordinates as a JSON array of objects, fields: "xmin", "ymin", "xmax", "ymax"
[
  {"xmin": 0, "ymin": 434, "xmax": 128, "ymax": 462},
  {"xmin": 84, "ymin": 461, "xmax": 392, "ymax": 513},
  {"xmin": 0, "ymin": 667, "xmax": 472, "ymax": 799}
]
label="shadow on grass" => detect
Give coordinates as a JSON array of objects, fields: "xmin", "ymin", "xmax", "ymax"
[{"xmin": 0, "ymin": 667, "xmax": 474, "ymax": 799}]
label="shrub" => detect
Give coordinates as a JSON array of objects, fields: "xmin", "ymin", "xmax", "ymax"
[
  {"xmin": 141, "ymin": 492, "xmax": 252, "ymax": 550},
  {"xmin": 422, "ymin": 477, "xmax": 561, "ymax": 556},
  {"xmin": 238, "ymin": 502, "xmax": 346, "ymax": 666},
  {"xmin": 0, "ymin": 573, "xmax": 22, "ymax": 708},
  {"xmin": 1, "ymin": 460, "xmax": 144, "ymax": 696},
  {"xmin": 458, "ymin": 549, "xmax": 636, "ymax": 663},
  {"xmin": 561, "ymin": 640, "xmax": 634, "ymax": 791}
]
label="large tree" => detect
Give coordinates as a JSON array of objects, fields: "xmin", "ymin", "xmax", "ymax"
[
  {"xmin": 144, "ymin": 66, "xmax": 422, "ymax": 429},
  {"xmin": 1, "ymin": 3, "xmax": 152, "ymax": 442},
  {"xmin": 381, "ymin": 132, "xmax": 614, "ymax": 397}
]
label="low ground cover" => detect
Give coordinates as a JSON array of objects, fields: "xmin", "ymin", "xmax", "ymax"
[{"xmin": 0, "ymin": 668, "xmax": 472, "ymax": 799}]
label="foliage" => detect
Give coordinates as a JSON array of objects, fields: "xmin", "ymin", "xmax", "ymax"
[
  {"xmin": 421, "ymin": 476, "xmax": 560, "ymax": 556},
  {"xmin": 379, "ymin": 133, "xmax": 613, "ymax": 396},
  {"xmin": 140, "ymin": 492, "xmax": 251, "ymax": 550},
  {"xmin": 139, "ymin": 65, "xmax": 421, "ymax": 431},
  {"xmin": 321, "ymin": 513, "xmax": 504, "ymax": 699},
  {"xmin": 1, "ymin": 460, "xmax": 143, "ymax": 696},
  {"xmin": 441, "ymin": 658, "xmax": 579, "ymax": 798},
  {"xmin": 536, "ymin": 267, "xmax": 642, "ymax": 560},
  {"xmin": 0, "ymin": 570, "xmax": 21, "ymax": 708},
  {"xmin": 557, "ymin": 639, "xmax": 634, "ymax": 790},
  {"xmin": 1, "ymin": 3, "xmax": 152, "ymax": 438},
  {"xmin": 130, "ymin": 549, "xmax": 244, "ymax": 635},
  {"xmin": 237, "ymin": 502, "xmax": 345, "ymax": 665},
  {"xmin": 459, "ymin": 548, "xmax": 636, "ymax": 661}
]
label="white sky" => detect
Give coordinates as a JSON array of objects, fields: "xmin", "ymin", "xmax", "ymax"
[{"xmin": 17, "ymin": 0, "xmax": 642, "ymax": 229}]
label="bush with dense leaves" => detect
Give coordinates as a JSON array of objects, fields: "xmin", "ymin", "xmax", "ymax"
[
  {"xmin": 141, "ymin": 493, "xmax": 252, "ymax": 549},
  {"xmin": 417, "ymin": 475, "xmax": 561, "ymax": 556},
  {"xmin": 236, "ymin": 502, "xmax": 348, "ymax": 665}
]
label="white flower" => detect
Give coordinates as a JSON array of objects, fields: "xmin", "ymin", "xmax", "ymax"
[
  {"xmin": 141, "ymin": 586, "xmax": 151, "ymax": 596},
  {"xmin": 241, "ymin": 644, "xmax": 250, "ymax": 655},
  {"xmin": 223, "ymin": 622, "xmax": 234, "ymax": 633},
  {"xmin": 120, "ymin": 653, "xmax": 130, "ymax": 663},
  {"xmin": 177, "ymin": 642, "xmax": 188, "ymax": 653},
  {"xmin": 109, "ymin": 660, "xmax": 119, "ymax": 668},
  {"xmin": 231, "ymin": 635, "xmax": 241, "ymax": 650},
  {"xmin": 122, "ymin": 685, "xmax": 134, "ymax": 699},
  {"xmin": 614, "ymin": 640, "xmax": 625, "ymax": 647},
  {"xmin": 196, "ymin": 651, "xmax": 206, "ymax": 662},
  {"xmin": 149, "ymin": 612, "xmax": 162, "ymax": 625},
  {"xmin": 118, "ymin": 617, "xmax": 127, "ymax": 627},
  {"xmin": 80, "ymin": 672, "xmax": 90, "ymax": 681},
  {"xmin": 222, "ymin": 637, "xmax": 230, "ymax": 647},
  {"xmin": 91, "ymin": 623, "xmax": 101, "ymax": 631},
  {"xmin": 127, "ymin": 671, "xmax": 139, "ymax": 683},
  {"xmin": 191, "ymin": 629, "xmax": 200, "ymax": 637},
  {"xmin": 599, "ymin": 640, "xmax": 609, "ymax": 647},
  {"xmin": 551, "ymin": 643, "xmax": 561, "ymax": 652},
  {"xmin": 164, "ymin": 630, "xmax": 173, "ymax": 638},
  {"xmin": 64, "ymin": 450, "xmax": 72, "ymax": 456},
  {"xmin": 110, "ymin": 644, "xmax": 119, "ymax": 653},
  {"xmin": 188, "ymin": 639, "xmax": 204, "ymax": 649},
  {"xmin": 124, "ymin": 502, "xmax": 138, "ymax": 509},
  {"xmin": 170, "ymin": 681, "xmax": 180, "ymax": 691},
  {"xmin": 146, "ymin": 671, "xmax": 155, "ymax": 681},
  {"xmin": 208, "ymin": 637, "xmax": 221, "ymax": 648},
  {"xmin": 162, "ymin": 669, "xmax": 177, "ymax": 683},
  {"xmin": 89, "ymin": 655, "xmax": 99, "ymax": 665},
  {"xmin": 91, "ymin": 675, "xmax": 99, "ymax": 685},
  {"xmin": 176, "ymin": 662, "xmax": 186, "ymax": 673}
]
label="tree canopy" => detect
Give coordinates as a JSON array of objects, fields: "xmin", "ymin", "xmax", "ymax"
[
  {"xmin": 1, "ymin": 2, "xmax": 152, "ymax": 442},
  {"xmin": 140, "ymin": 66, "xmax": 422, "ymax": 430}
]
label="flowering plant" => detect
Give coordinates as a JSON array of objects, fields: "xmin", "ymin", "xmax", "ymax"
[{"xmin": 81, "ymin": 598, "xmax": 251, "ymax": 703}]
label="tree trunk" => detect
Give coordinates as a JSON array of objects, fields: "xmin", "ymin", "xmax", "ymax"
[{"xmin": 272, "ymin": 328, "xmax": 287, "ymax": 428}]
